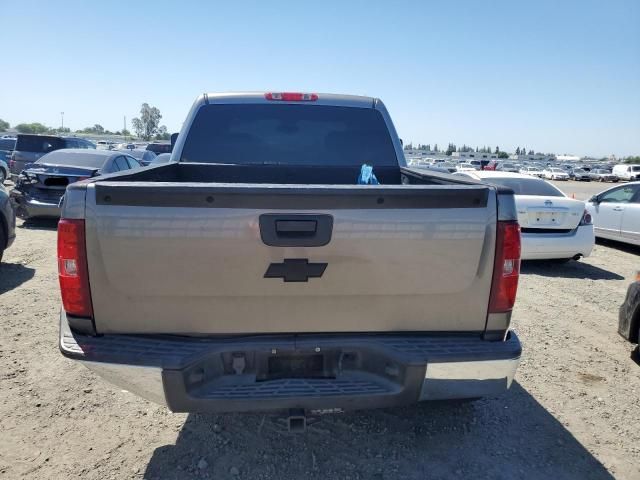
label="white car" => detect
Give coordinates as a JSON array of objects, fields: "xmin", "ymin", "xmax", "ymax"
[
  {"xmin": 586, "ymin": 182, "xmax": 640, "ymax": 246},
  {"xmin": 455, "ymin": 171, "xmax": 594, "ymax": 261},
  {"xmin": 543, "ymin": 168, "xmax": 570, "ymax": 181},
  {"xmin": 150, "ymin": 153, "xmax": 172, "ymax": 165},
  {"xmin": 456, "ymin": 163, "xmax": 477, "ymax": 172},
  {"xmin": 520, "ymin": 166, "xmax": 544, "ymax": 178}
]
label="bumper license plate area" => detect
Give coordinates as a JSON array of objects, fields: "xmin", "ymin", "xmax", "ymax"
[{"xmin": 259, "ymin": 353, "xmax": 335, "ymax": 381}]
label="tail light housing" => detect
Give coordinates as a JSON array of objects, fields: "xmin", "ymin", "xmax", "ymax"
[
  {"xmin": 488, "ymin": 221, "xmax": 521, "ymax": 313},
  {"xmin": 580, "ymin": 209, "xmax": 592, "ymax": 225},
  {"xmin": 58, "ymin": 219, "xmax": 93, "ymax": 317}
]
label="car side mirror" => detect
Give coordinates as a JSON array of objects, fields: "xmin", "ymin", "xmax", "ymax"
[{"xmin": 589, "ymin": 195, "xmax": 600, "ymax": 204}]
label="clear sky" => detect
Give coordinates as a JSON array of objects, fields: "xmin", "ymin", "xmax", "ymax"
[{"xmin": 2, "ymin": 0, "xmax": 639, "ymax": 157}]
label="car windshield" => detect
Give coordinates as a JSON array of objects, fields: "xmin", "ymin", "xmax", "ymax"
[
  {"xmin": 181, "ymin": 104, "xmax": 397, "ymax": 166},
  {"xmin": 0, "ymin": 138, "xmax": 16, "ymax": 150},
  {"xmin": 128, "ymin": 149, "xmax": 156, "ymax": 160},
  {"xmin": 550, "ymin": 168, "xmax": 564, "ymax": 173},
  {"xmin": 481, "ymin": 177, "xmax": 564, "ymax": 197}
]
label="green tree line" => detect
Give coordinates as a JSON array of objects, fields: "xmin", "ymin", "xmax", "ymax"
[{"xmin": 0, "ymin": 102, "xmax": 170, "ymax": 141}]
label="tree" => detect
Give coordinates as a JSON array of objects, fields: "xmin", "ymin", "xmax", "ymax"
[
  {"xmin": 15, "ymin": 122, "xmax": 49, "ymax": 134},
  {"xmin": 498, "ymin": 152, "xmax": 509, "ymax": 159},
  {"xmin": 528, "ymin": 149, "xmax": 534, "ymax": 155},
  {"xmin": 78, "ymin": 124, "xmax": 106, "ymax": 134},
  {"xmin": 495, "ymin": 146, "xmax": 500, "ymax": 154},
  {"xmin": 121, "ymin": 129, "xmax": 130, "ymax": 136},
  {"xmin": 131, "ymin": 103, "xmax": 162, "ymax": 140},
  {"xmin": 515, "ymin": 147, "xmax": 520, "ymax": 155},
  {"xmin": 433, "ymin": 144, "xmax": 438, "ymax": 152},
  {"xmin": 0, "ymin": 119, "xmax": 9, "ymax": 131},
  {"xmin": 155, "ymin": 125, "xmax": 170, "ymax": 140}
]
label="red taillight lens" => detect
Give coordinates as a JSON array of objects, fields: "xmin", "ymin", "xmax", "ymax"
[
  {"xmin": 580, "ymin": 209, "xmax": 592, "ymax": 225},
  {"xmin": 265, "ymin": 92, "xmax": 318, "ymax": 101},
  {"xmin": 488, "ymin": 221, "xmax": 521, "ymax": 313},
  {"xmin": 58, "ymin": 219, "xmax": 93, "ymax": 318}
]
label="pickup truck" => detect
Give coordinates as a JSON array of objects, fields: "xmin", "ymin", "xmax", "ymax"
[{"xmin": 58, "ymin": 92, "xmax": 522, "ymax": 423}]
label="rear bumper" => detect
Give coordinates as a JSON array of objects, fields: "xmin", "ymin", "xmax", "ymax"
[
  {"xmin": 59, "ymin": 311, "xmax": 522, "ymax": 413},
  {"xmin": 10, "ymin": 191, "xmax": 61, "ymax": 219},
  {"xmin": 521, "ymin": 224, "xmax": 594, "ymax": 260}
]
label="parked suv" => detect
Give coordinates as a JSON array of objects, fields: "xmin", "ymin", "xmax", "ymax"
[{"xmin": 9, "ymin": 134, "xmax": 95, "ymax": 178}]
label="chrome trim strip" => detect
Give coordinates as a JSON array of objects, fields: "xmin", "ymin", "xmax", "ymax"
[
  {"xmin": 420, "ymin": 357, "xmax": 520, "ymax": 400},
  {"xmin": 80, "ymin": 361, "xmax": 166, "ymax": 406}
]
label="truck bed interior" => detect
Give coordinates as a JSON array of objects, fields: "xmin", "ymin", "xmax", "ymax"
[{"xmin": 104, "ymin": 162, "xmax": 474, "ymax": 186}]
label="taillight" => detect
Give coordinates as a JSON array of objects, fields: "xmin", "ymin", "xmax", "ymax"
[
  {"xmin": 488, "ymin": 221, "xmax": 521, "ymax": 313},
  {"xmin": 580, "ymin": 209, "xmax": 592, "ymax": 225},
  {"xmin": 58, "ymin": 219, "xmax": 93, "ymax": 317},
  {"xmin": 265, "ymin": 92, "xmax": 318, "ymax": 101}
]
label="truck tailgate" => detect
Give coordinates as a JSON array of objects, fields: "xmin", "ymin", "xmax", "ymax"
[{"xmin": 84, "ymin": 182, "xmax": 497, "ymax": 334}]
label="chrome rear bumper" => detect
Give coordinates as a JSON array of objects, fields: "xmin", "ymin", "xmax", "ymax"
[{"xmin": 60, "ymin": 311, "xmax": 522, "ymax": 413}]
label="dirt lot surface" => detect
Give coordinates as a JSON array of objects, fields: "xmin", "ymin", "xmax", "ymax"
[{"xmin": 1, "ymin": 205, "xmax": 639, "ymax": 479}]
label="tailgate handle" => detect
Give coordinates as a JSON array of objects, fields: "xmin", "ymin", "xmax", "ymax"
[
  {"xmin": 276, "ymin": 220, "xmax": 317, "ymax": 236},
  {"xmin": 260, "ymin": 214, "xmax": 333, "ymax": 247}
]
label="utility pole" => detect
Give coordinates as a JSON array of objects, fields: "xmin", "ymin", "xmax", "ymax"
[
  {"xmin": 61, "ymin": 112, "xmax": 64, "ymax": 131},
  {"xmin": 123, "ymin": 115, "xmax": 127, "ymax": 141}
]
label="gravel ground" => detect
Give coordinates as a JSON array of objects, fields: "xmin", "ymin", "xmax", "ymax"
[{"xmin": 1, "ymin": 208, "xmax": 639, "ymax": 479}]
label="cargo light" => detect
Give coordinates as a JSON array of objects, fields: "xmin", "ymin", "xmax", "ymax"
[
  {"xmin": 488, "ymin": 221, "xmax": 521, "ymax": 313},
  {"xmin": 58, "ymin": 219, "xmax": 93, "ymax": 318},
  {"xmin": 265, "ymin": 92, "xmax": 318, "ymax": 101}
]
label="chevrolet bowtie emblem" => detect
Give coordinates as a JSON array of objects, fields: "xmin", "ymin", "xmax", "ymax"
[{"xmin": 264, "ymin": 259, "xmax": 327, "ymax": 282}]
